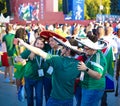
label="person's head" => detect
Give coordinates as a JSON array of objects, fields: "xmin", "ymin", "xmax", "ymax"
[
  {"xmin": 96, "ymin": 26, "xmax": 105, "ymax": 38},
  {"xmin": 76, "ymin": 37, "xmax": 107, "ymax": 56},
  {"xmin": 105, "ymin": 26, "xmax": 113, "ymax": 36},
  {"xmin": 49, "ymin": 37, "xmax": 58, "ymax": 49},
  {"xmin": 61, "ymin": 47, "xmax": 70, "ymax": 56},
  {"xmin": 87, "ymin": 33, "xmax": 98, "ymax": 43},
  {"xmin": 104, "ymin": 22, "xmax": 110, "ymax": 28},
  {"xmin": 15, "ymin": 28, "xmax": 26, "ymax": 41},
  {"xmin": 117, "ymin": 29, "xmax": 120, "ymax": 38},
  {"xmin": 5, "ymin": 24, "xmax": 13, "ymax": 34},
  {"xmin": 34, "ymin": 37, "xmax": 45, "ymax": 49},
  {"xmin": 60, "ymin": 38, "xmax": 79, "ymax": 57}
]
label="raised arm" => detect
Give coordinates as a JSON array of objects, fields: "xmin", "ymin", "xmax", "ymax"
[{"xmin": 17, "ymin": 38, "xmax": 48, "ymax": 59}]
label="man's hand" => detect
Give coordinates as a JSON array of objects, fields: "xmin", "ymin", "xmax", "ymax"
[{"xmin": 77, "ymin": 61, "xmax": 87, "ymax": 71}]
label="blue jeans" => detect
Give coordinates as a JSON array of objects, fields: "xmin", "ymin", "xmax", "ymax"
[
  {"xmin": 81, "ymin": 88, "xmax": 104, "ymax": 106},
  {"xmin": 46, "ymin": 97, "xmax": 73, "ymax": 106},
  {"xmin": 25, "ymin": 77, "xmax": 43, "ymax": 106},
  {"xmin": 43, "ymin": 77, "xmax": 52, "ymax": 102},
  {"xmin": 74, "ymin": 86, "xmax": 82, "ymax": 106}
]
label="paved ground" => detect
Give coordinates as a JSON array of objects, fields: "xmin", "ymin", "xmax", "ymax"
[
  {"xmin": 0, "ymin": 67, "xmax": 27, "ymax": 106},
  {"xmin": 0, "ymin": 67, "xmax": 120, "ymax": 106}
]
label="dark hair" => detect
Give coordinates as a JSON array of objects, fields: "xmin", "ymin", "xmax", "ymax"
[
  {"xmin": 15, "ymin": 28, "xmax": 26, "ymax": 40},
  {"xmin": 69, "ymin": 37, "xmax": 78, "ymax": 46},
  {"xmin": 33, "ymin": 37, "xmax": 45, "ymax": 46},
  {"xmin": 69, "ymin": 38, "xmax": 78, "ymax": 56},
  {"xmin": 87, "ymin": 34, "xmax": 98, "ymax": 43}
]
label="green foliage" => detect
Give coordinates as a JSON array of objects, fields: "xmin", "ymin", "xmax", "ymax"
[
  {"xmin": 85, "ymin": 0, "xmax": 111, "ymax": 19},
  {"xmin": 58, "ymin": 0, "xmax": 63, "ymax": 11},
  {"xmin": 58, "ymin": 0, "xmax": 112, "ymax": 19},
  {"xmin": 0, "ymin": 0, "xmax": 7, "ymax": 13}
]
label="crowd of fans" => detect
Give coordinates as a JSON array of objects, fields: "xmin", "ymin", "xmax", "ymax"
[{"xmin": 0, "ymin": 21, "xmax": 120, "ymax": 106}]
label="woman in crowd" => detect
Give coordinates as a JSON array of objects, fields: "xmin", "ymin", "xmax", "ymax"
[
  {"xmin": 13, "ymin": 27, "xmax": 27, "ymax": 92},
  {"xmin": 16, "ymin": 37, "xmax": 46, "ymax": 106}
]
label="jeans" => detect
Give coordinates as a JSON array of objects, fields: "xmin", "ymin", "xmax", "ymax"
[
  {"xmin": 43, "ymin": 77, "xmax": 52, "ymax": 102},
  {"xmin": 81, "ymin": 88, "xmax": 104, "ymax": 106},
  {"xmin": 25, "ymin": 77, "xmax": 43, "ymax": 106},
  {"xmin": 74, "ymin": 86, "xmax": 82, "ymax": 106},
  {"xmin": 46, "ymin": 97, "xmax": 73, "ymax": 106}
]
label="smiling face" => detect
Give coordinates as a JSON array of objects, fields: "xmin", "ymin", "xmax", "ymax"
[
  {"xmin": 49, "ymin": 37, "xmax": 58, "ymax": 49},
  {"xmin": 61, "ymin": 46, "xmax": 71, "ymax": 56},
  {"xmin": 34, "ymin": 38, "xmax": 44, "ymax": 49}
]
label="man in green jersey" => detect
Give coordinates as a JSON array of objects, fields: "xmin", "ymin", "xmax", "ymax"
[{"xmin": 2, "ymin": 24, "xmax": 16, "ymax": 83}]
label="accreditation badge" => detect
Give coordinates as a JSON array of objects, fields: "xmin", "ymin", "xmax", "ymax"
[
  {"xmin": 38, "ymin": 69, "xmax": 44, "ymax": 77},
  {"xmin": 47, "ymin": 66, "xmax": 53, "ymax": 75}
]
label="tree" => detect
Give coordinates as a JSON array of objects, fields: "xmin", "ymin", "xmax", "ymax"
[
  {"xmin": 58, "ymin": 0, "xmax": 111, "ymax": 19},
  {"xmin": 0, "ymin": 0, "xmax": 7, "ymax": 14},
  {"xmin": 58, "ymin": 0, "xmax": 63, "ymax": 11},
  {"xmin": 85, "ymin": 0, "xmax": 111, "ymax": 19}
]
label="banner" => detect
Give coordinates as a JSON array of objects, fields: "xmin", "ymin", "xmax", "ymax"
[
  {"xmin": 96, "ymin": 14, "xmax": 120, "ymax": 22},
  {"xmin": 64, "ymin": 0, "xmax": 84, "ymax": 20},
  {"xmin": 18, "ymin": 2, "xmax": 39, "ymax": 21},
  {"xmin": 72, "ymin": 0, "xmax": 84, "ymax": 20}
]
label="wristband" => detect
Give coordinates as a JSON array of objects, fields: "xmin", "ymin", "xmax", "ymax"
[{"xmin": 86, "ymin": 68, "xmax": 89, "ymax": 72}]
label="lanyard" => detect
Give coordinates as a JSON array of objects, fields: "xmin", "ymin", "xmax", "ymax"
[
  {"xmin": 50, "ymin": 49, "xmax": 59, "ymax": 55},
  {"xmin": 36, "ymin": 56, "xmax": 42, "ymax": 69}
]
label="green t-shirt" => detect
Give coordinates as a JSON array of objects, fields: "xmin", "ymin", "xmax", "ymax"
[
  {"xmin": 81, "ymin": 50, "xmax": 107, "ymax": 89},
  {"xmin": 44, "ymin": 49, "xmax": 61, "ymax": 78},
  {"xmin": 20, "ymin": 49, "xmax": 45, "ymax": 80},
  {"xmin": 2, "ymin": 33, "xmax": 16, "ymax": 56},
  {"xmin": 46, "ymin": 54, "xmax": 80, "ymax": 100}
]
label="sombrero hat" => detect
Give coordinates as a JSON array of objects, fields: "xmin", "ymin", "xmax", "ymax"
[
  {"xmin": 40, "ymin": 30, "xmax": 67, "ymax": 42},
  {"xmin": 53, "ymin": 36, "xmax": 82, "ymax": 54},
  {"xmin": 75, "ymin": 37, "xmax": 108, "ymax": 50}
]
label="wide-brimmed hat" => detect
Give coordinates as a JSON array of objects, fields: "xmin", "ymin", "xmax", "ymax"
[
  {"xmin": 75, "ymin": 37, "xmax": 108, "ymax": 50},
  {"xmin": 40, "ymin": 30, "xmax": 67, "ymax": 42},
  {"xmin": 53, "ymin": 36, "xmax": 82, "ymax": 54}
]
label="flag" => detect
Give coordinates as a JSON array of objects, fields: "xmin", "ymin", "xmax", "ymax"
[
  {"xmin": 102, "ymin": 46, "xmax": 114, "ymax": 76},
  {"xmin": 102, "ymin": 46, "xmax": 115, "ymax": 92}
]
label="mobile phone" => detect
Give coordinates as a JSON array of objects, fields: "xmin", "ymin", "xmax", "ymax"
[{"xmin": 13, "ymin": 38, "xmax": 19, "ymax": 45}]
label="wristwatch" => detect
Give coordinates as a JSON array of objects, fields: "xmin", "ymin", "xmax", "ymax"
[{"xmin": 86, "ymin": 68, "xmax": 89, "ymax": 72}]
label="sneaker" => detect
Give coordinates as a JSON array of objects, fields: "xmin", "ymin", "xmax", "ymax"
[{"xmin": 4, "ymin": 77, "xmax": 10, "ymax": 83}]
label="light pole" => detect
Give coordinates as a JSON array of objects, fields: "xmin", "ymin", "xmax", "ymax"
[
  {"xmin": 99, "ymin": 0, "xmax": 103, "ymax": 22},
  {"xmin": 99, "ymin": 0, "xmax": 103, "ymax": 14}
]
